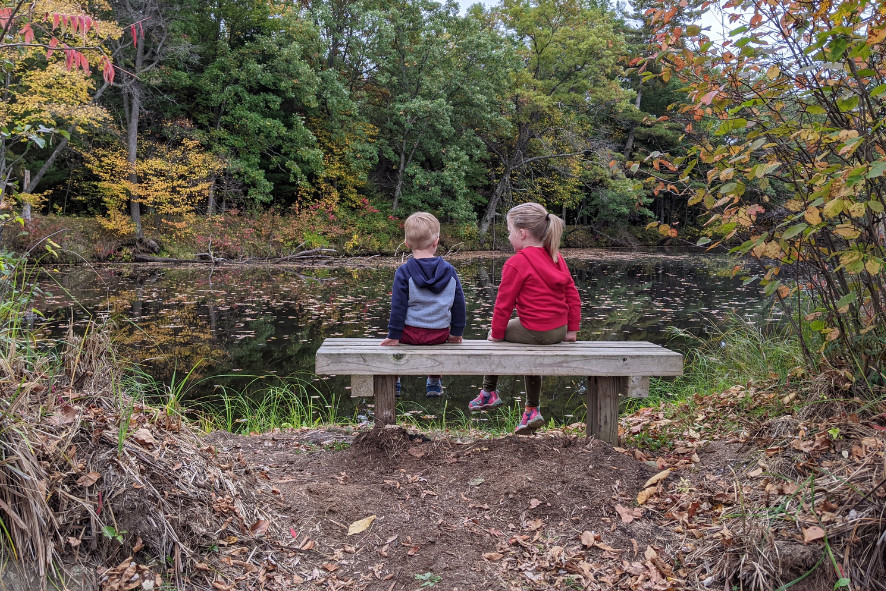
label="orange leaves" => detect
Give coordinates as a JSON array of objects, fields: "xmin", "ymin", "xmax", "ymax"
[{"xmin": 867, "ymin": 26, "xmax": 886, "ymax": 46}]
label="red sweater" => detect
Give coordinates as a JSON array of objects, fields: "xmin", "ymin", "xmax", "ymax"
[{"xmin": 491, "ymin": 247, "xmax": 581, "ymax": 340}]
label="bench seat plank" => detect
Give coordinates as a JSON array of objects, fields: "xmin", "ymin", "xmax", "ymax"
[{"xmin": 316, "ymin": 339, "xmax": 683, "ymax": 377}]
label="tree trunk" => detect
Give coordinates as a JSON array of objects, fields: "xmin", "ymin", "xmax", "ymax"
[
  {"xmin": 478, "ymin": 170, "xmax": 511, "ymax": 242},
  {"xmin": 22, "ymin": 169, "xmax": 31, "ymax": 223},
  {"xmin": 207, "ymin": 175, "xmax": 216, "ymax": 215},
  {"xmin": 127, "ymin": 35, "xmax": 146, "ymax": 239},
  {"xmin": 623, "ymin": 86, "xmax": 642, "ymax": 158},
  {"xmin": 392, "ymin": 132, "xmax": 420, "ymax": 212}
]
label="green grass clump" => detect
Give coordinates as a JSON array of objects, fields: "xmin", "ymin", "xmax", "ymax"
[{"xmin": 202, "ymin": 384, "xmax": 351, "ymax": 434}]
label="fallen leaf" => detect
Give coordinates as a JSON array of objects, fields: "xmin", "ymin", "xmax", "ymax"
[
  {"xmin": 803, "ymin": 526, "xmax": 826, "ymax": 543},
  {"xmin": 50, "ymin": 404, "xmax": 78, "ymax": 426},
  {"xmin": 347, "ymin": 515, "xmax": 376, "ymax": 535},
  {"xmin": 299, "ymin": 538, "xmax": 315, "ymax": 551},
  {"xmin": 194, "ymin": 563, "xmax": 211, "ymax": 572},
  {"xmin": 615, "ymin": 504, "xmax": 642, "ymax": 524},
  {"xmin": 76, "ymin": 471, "xmax": 101, "ymax": 487},
  {"xmin": 131, "ymin": 428, "xmax": 157, "ymax": 447},
  {"xmin": 643, "ymin": 469, "xmax": 671, "ymax": 488},
  {"xmin": 527, "ymin": 519, "xmax": 544, "ymax": 531},
  {"xmin": 594, "ymin": 541, "xmax": 623, "ymax": 553},
  {"xmin": 67, "ymin": 537, "xmax": 80, "ymax": 548},
  {"xmin": 468, "ymin": 477, "xmax": 484, "ymax": 486},
  {"xmin": 483, "ymin": 552, "xmax": 503, "ymax": 561},
  {"xmin": 637, "ymin": 487, "xmax": 657, "ymax": 505},
  {"xmin": 132, "ymin": 537, "xmax": 144, "ymax": 552},
  {"xmin": 407, "ymin": 447, "xmax": 425, "ymax": 458},
  {"xmin": 748, "ymin": 467, "xmax": 764, "ymax": 478},
  {"xmin": 322, "ymin": 563, "xmax": 339, "ymax": 572},
  {"xmin": 249, "ymin": 519, "xmax": 270, "ymax": 536},
  {"xmin": 580, "ymin": 531, "xmax": 596, "ymax": 547},
  {"xmin": 529, "ymin": 498, "xmax": 542, "ymax": 509}
]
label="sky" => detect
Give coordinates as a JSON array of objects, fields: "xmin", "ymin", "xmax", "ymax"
[{"xmin": 457, "ymin": 0, "xmax": 493, "ymax": 15}]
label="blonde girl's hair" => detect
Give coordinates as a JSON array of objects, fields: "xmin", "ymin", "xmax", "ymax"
[
  {"xmin": 507, "ymin": 202, "xmax": 565, "ymax": 263},
  {"xmin": 404, "ymin": 211, "xmax": 440, "ymax": 250}
]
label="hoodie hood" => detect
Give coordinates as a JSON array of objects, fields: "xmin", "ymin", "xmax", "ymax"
[
  {"xmin": 404, "ymin": 257, "xmax": 455, "ymax": 293},
  {"xmin": 518, "ymin": 247, "xmax": 573, "ymax": 287}
]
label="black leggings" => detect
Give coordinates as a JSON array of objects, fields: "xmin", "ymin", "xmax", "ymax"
[{"xmin": 482, "ymin": 318, "xmax": 567, "ymax": 408}]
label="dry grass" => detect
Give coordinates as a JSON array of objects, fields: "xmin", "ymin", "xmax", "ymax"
[{"xmin": 0, "ymin": 322, "xmax": 269, "ymax": 590}]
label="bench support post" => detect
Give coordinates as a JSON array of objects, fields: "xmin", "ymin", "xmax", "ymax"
[
  {"xmin": 586, "ymin": 376, "xmax": 624, "ymax": 444},
  {"xmin": 373, "ymin": 375, "xmax": 397, "ymax": 427}
]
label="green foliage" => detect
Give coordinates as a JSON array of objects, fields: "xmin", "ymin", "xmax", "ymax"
[
  {"xmin": 474, "ymin": 0, "xmax": 634, "ymax": 235},
  {"xmin": 414, "ymin": 572, "xmax": 442, "ymax": 587},
  {"xmin": 366, "ymin": 0, "xmax": 500, "ymax": 220},
  {"xmin": 641, "ymin": 0, "xmax": 886, "ymax": 389},
  {"xmin": 204, "ymin": 383, "xmax": 350, "ymax": 434},
  {"xmin": 194, "ymin": 20, "xmax": 325, "ymax": 205}
]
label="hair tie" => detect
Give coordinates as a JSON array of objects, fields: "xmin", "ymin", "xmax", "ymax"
[{"xmin": 545, "ymin": 213, "xmax": 550, "ymax": 222}]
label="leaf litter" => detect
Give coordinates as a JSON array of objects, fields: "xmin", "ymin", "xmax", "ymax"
[{"xmin": 2, "ymin": 326, "xmax": 884, "ymax": 590}]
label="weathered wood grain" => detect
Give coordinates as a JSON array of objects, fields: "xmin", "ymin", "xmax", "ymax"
[{"xmin": 316, "ymin": 339, "xmax": 683, "ymax": 377}]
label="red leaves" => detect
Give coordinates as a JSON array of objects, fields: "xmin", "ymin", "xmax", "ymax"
[
  {"xmin": 102, "ymin": 55, "xmax": 115, "ymax": 84},
  {"xmin": 699, "ymin": 89, "xmax": 719, "ymax": 106}
]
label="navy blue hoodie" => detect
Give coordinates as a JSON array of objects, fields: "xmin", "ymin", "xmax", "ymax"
[{"xmin": 386, "ymin": 257, "xmax": 466, "ymax": 340}]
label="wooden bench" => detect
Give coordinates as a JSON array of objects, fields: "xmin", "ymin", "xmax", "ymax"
[{"xmin": 315, "ymin": 338, "xmax": 683, "ymax": 444}]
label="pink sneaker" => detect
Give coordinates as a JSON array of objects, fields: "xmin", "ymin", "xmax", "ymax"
[
  {"xmin": 515, "ymin": 408, "xmax": 544, "ymax": 435},
  {"xmin": 468, "ymin": 389, "xmax": 503, "ymax": 411}
]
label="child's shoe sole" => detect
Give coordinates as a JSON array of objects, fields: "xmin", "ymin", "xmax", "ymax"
[
  {"xmin": 515, "ymin": 415, "xmax": 544, "ymax": 435},
  {"xmin": 469, "ymin": 398, "xmax": 503, "ymax": 411}
]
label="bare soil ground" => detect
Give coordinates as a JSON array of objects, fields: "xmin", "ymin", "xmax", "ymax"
[
  {"xmin": 4, "ymin": 380, "xmax": 883, "ymax": 591},
  {"xmin": 200, "ymin": 425, "xmax": 680, "ymax": 590}
]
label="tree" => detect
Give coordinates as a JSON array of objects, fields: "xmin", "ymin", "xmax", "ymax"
[
  {"xmin": 366, "ymin": 0, "xmax": 498, "ymax": 219},
  {"xmin": 475, "ymin": 0, "xmax": 631, "ymax": 239},
  {"xmin": 645, "ymin": 0, "xmax": 886, "ymax": 386},
  {"xmin": 84, "ymin": 120, "xmax": 222, "ymax": 235},
  {"xmin": 191, "ymin": 14, "xmax": 325, "ymax": 208},
  {"xmin": 103, "ymin": 0, "xmax": 175, "ymax": 238},
  {"xmin": 1, "ymin": 0, "xmax": 117, "ymax": 213}
]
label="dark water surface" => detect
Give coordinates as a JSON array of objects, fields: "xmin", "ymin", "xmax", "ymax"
[{"xmin": 33, "ymin": 250, "xmax": 776, "ymax": 424}]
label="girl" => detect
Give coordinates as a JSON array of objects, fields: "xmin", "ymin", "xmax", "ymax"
[{"xmin": 469, "ymin": 203, "xmax": 581, "ymax": 434}]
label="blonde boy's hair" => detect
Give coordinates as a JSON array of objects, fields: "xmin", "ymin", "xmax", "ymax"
[
  {"xmin": 404, "ymin": 212, "xmax": 440, "ymax": 251},
  {"xmin": 507, "ymin": 202, "xmax": 565, "ymax": 263}
]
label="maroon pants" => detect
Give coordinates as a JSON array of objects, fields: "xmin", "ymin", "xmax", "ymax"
[{"xmin": 400, "ymin": 325, "xmax": 449, "ymax": 379}]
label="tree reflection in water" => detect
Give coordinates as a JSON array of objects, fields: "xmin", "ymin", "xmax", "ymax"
[{"xmin": 32, "ymin": 252, "xmax": 776, "ymax": 423}]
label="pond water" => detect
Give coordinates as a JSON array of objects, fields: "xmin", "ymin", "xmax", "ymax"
[{"xmin": 32, "ymin": 250, "xmax": 778, "ymax": 425}]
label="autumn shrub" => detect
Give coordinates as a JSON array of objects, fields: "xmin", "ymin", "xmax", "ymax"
[{"xmin": 640, "ymin": 0, "xmax": 886, "ymax": 392}]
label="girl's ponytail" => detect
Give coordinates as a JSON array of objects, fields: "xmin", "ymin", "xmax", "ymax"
[
  {"xmin": 542, "ymin": 211, "xmax": 565, "ymax": 263},
  {"xmin": 507, "ymin": 202, "xmax": 565, "ymax": 263}
]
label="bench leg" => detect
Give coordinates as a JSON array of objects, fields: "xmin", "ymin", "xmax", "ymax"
[
  {"xmin": 586, "ymin": 376, "xmax": 624, "ymax": 444},
  {"xmin": 373, "ymin": 375, "xmax": 397, "ymax": 427}
]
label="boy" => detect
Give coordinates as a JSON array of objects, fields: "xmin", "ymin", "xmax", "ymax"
[{"xmin": 380, "ymin": 212, "xmax": 466, "ymax": 397}]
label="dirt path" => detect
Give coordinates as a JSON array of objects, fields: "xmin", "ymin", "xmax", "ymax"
[{"xmin": 195, "ymin": 426, "xmax": 697, "ymax": 590}]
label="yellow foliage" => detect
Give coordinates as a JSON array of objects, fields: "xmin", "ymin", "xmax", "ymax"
[
  {"xmin": 304, "ymin": 121, "xmax": 377, "ymax": 207},
  {"xmin": 84, "ymin": 135, "xmax": 224, "ymax": 237},
  {"xmin": 0, "ymin": 58, "xmax": 110, "ymax": 132}
]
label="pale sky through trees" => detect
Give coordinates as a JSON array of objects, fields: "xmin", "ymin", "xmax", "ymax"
[{"xmin": 456, "ymin": 0, "xmax": 491, "ymax": 15}]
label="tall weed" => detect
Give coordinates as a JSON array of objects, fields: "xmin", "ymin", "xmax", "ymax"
[{"xmin": 626, "ymin": 314, "xmax": 807, "ymax": 413}]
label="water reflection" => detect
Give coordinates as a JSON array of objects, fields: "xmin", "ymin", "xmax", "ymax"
[{"xmin": 33, "ymin": 251, "xmax": 777, "ymax": 424}]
